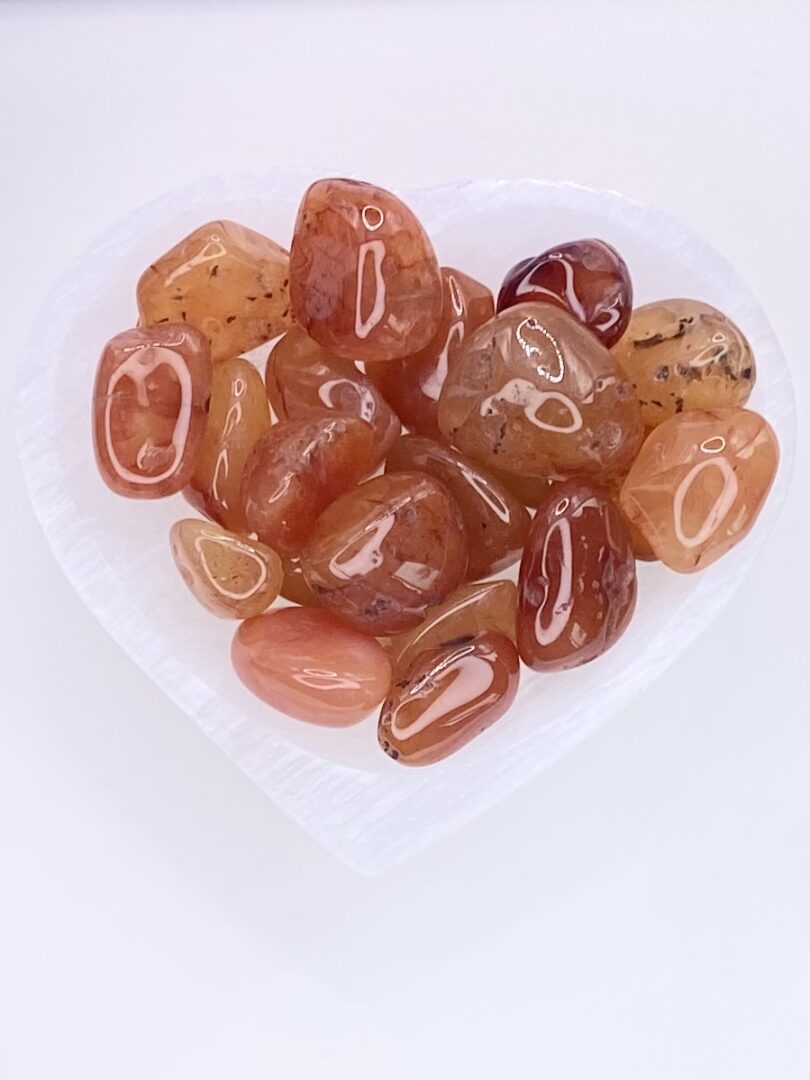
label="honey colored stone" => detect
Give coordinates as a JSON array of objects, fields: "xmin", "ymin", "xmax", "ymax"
[
  {"xmin": 92, "ymin": 323, "xmax": 211, "ymax": 498},
  {"xmin": 438, "ymin": 302, "xmax": 643, "ymax": 483},
  {"xmin": 232, "ymin": 608, "xmax": 391, "ymax": 726},
  {"xmin": 137, "ymin": 220, "xmax": 292, "ymax": 364},
  {"xmin": 289, "ymin": 178, "xmax": 442, "ymax": 362},
  {"xmin": 387, "ymin": 579, "xmax": 517, "ymax": 672},
  {"xmin": 611, "ymin": 299, "xmax": 756, "ymax": 427},
  {"xmin": 518, "ymin": 481, "xmax": 637, "ymax": 671},
  {"xmin": 301, "ymin": 472, "xmax": 468, "ymax": 635},
  {"xmin": 385, "ymin": 435, "xmax": 530, "ymax": 579},
  {"xmin": 169, "ymin": 519, "xmax": 282, "ymax": 619},
  {"xmin": 185, "ymin": 357, "xmax": 270, "ymax": 531},
  {"xmin": 378, "ymin": 631, "xmax": 519, "ymax": 766},
  {"xmin": 241, "ymin": 415, "xmax": 375, "ymax": 555},
  {"xmin": 488, "ymin": 468, "xmax": 553, "ymax": 509},
  {"xmin": 266, "ymin": 325, "xmax": 400, "ymax": 464},
  {"xmin": 366, "ymin": 267, "xmax": 494, "ymax": 439},
  {"xmin": 619, "ymin": 408, "xmax": 779, "ymax": 573},
  {"xmin": 497, "ymin": 239, "xmax": 632, "ymax": 348},
  {"xmin": 280, "ymin": 556, "xmax": 323, "ymax": 608}
]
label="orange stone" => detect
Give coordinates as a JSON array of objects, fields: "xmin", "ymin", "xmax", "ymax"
[
  {"xmin": 386, "ymin": 579, "xmax": 517, "ymax": 672},
  {"xmin": 619, "ymin": 408, "xmax": 779, "ymax": 572},
  {"xmin": 289, "ymin": 178, "xmax": 442, "ymax": 362},
  {"xmin": 241, "ymin": 415, "xmax": 376, "ymax": 555},
  {"xmin": 232, "ymin": 608, "xmax": 391, "ymax": 726},
  {"xmin": 92, "ymin": 323, "xmax": 211, "ymax": 498},
  {"xmin": 300, "ymin": 472, "xmax": 468, "ymax": 635},
  {"xmin": 185, "ymin": 356, "xmax": 270, "ymax": 531},
  {"xmin": 366, "ymin": 267, "xmax": 494, "ymax": 439},
  {"xmin": 438, "ymin": 302, "xmax": 643, "ymax": 482},
  {"xmin": 137, "ymin": 220, "xmax": 292, "ymax": 363},
  {"xmin": 279, "ymin": 556, "xmax": 324, "ymax": 608},
  {"xmin": 612, "ymin": 299, "xmax": 756, "ymax": 427},
  {"xmin": 169, "ymin": 519, "xmax": 282, "ymax": 619},
  {"xmin": 385, "ymin": 435, "xmax": 530, "ymax": 579},
  {"xmin": 378, "ymin": 631, "xmax": 519, "ymax": 765},
  {"xmin": 266, "ymin": 324, "xmax": 400, "ymax": 464},
  {"xmin": 518, "ymin": 481, "xmax": 637, "ymax": 671}
]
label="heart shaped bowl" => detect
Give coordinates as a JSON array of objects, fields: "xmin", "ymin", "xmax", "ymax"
[{"xmin": 15, "ymin": 170, "xmax": 796, "ymax": 873}]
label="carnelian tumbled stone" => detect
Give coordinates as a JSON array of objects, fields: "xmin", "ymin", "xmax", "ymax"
[
  {"xmin": 169, "ymin": 519, "xmax": 282, "ymax": 619},
  {"xmin": 232, "ymin": 608, "xmax": 392, "ymax": 726},
  {"xmin": 378, "ymin": 631, "xmax": 519, "ymax": 765},
  {"xmin": 385, "ymin": 435, "xmax": 530, "ymax": 579},
  {"xmin": 366, "ymin": 267, "xmax": 494, "ymax": 439},
  {"xmin": 497, "ymin": 239, "xmax": 632, "ymax": 349},
  {"xmin": 619, "ymin": 408, "xmax": 779, "ymax": 573},
  {"xmin": 185, "ymin": 356, "xmax": 270, "ymax": 532},
  {"xmin": 438, "ymin": 302, "xmax": 643, "ymax": 483},
  {"xmin": 266, "ymin": 325, "xmax": 400, "ymax": 464},
  {"xmin": 241, "ymin": 415, "xmax": 375, "ymax": 555},
  {"xmin": 611, "ymin": 299, "xmax": 756, "ymax": 427},
  {"xmin": 518, "ymin": 481, "xmax": 637, "ymax": 671},
  {"xmin": 137, "ymin": 220, "xmax": 292, "ymax": 363},
  {"xmin": 92, "ymin": 323, "xmax": 211, "ymax": 498},
  {"xmin": 289, "ymin": 178, "xmax": 442, "ymax": 362},
  {"xmin": 300, "ymin": 472, "xmax": 468, "ymax": 635}
]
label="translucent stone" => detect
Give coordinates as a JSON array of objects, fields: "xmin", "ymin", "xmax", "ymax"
[
  {"xmin": 386, "ymin": 579, "xmax": 517, "ymax": 672},
  {"xmin": 289, "ymin": 178, "xmax": 442, "ymax": 362},
  {"xmin": 266, "ymin": 324, "xmax": 400, "ymax": 464},
  {"xmin": 300, "ymin": 472, "xmax": 468, "ymax": 635},
  {"xmin": 378, "ymin": 631, "xmax": 519, "ymax": 765},
  {"xmin": 366, "ymin": 267, "xmax": 494, "ymax": 439},
  {"xmin": 518, "ymin": 481, "xmax": 637, "ymax": 670},
  {"xmin": 92, "ymin": 323, "xmax": 211, "ymax": 498},
  {"xmin": 385, "ymin": 435, "xmax": 530, "ymax": 579},
  {"xmin": 619, "ymin": 408, "xmax": 779, "ymax": 572},
  {"xmin": 136, "ymin": 220, "xmax": 292, "ymax": 363},
  {"xmin": 185, "ymin": 356, "xmax": 270, "ymax": 532},
  {"xmin": 232, "ymin": 608, "xmax": 391, "ymax": 726},
  {"xmin": 438, "ymin": 301, "xmax": 643, "ymax": 482},
  {"xmin": 169, "ymin": 519, "xmax": 282, "ymax": 619},
  {"xmin": 611, "ymin": 299, "xmax": 756, "ymax": 427},
  {"xmin": 497, "ymin": 239, "xmax": 632, "ymax": 348},
  {"xmin": 241, "ymin": 415, "xmax": 376, "ymax": 555},
  {"xmin": 280, "ymin": 556, "xmax": 323, "ymax": 608}
]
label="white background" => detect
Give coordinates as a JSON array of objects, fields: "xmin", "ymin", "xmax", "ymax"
[{"xmin": 1, "ymin": 2, "xmax": 808, "ymax": 1078}]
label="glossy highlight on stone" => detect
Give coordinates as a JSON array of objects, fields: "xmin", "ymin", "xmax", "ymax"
[
  {"xmin": 185, "ymin": 356, "xmax": 270, "ymax": 531},
  {"xmin": 169, "ymin": 519, "xmax": 282, "ymax": 619},
  {"xmin": 378, "ymin": 631, "xmax": 519, "ymax": 765},
  {"xmin": 612, "ymin": 299, "xmax": 756, "ymax": 427},
  {"xmin": 137, "ymin": 220, "xmax": 292, "ymax": 363},
  {"xmin": 438, "ymin": 302, "xmax": 643, "ymax": 482},
  {"xmin": 385, "ymin": 435, "xmax": 530, "ymax": 579},
  {"xmin": 92, "ymin": 323, "xmax": 211, "ymax": 498},
  {"xmin": 232, "ymin": 608, "xmax": 392, "ymax": 726},
  {"xmin": 289, "ymin": 178, "xmax": 442, "ymax": 362},
  {"xmin": 619, "ymin": 408, "xmax": 779, "ymax": 573},
  {"xmin": 518, "ymin": 481, "xmax": 637, "ymax": 670},
  {"xmin": 266, "ymin": 325, "xmax": 400, "ymax": 464},
  {"xmin": 387, "ymin": 579, "xmax": 517, "ymax": 672},
  {"xmin": 241, "ymin": 415, "xmax": 375, "ymax": 555},
  {"xmin": 497, "ymin": 239, "xmax": 632, "ymax": 348},
  {"xmin": 366, "ymin": 267, "xmax": 494, "ymax": 439},
  {"xmin": 300, "ymin": 472, "xmax": 468, "ymax": 635}
]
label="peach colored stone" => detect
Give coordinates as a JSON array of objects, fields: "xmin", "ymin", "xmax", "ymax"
[
  {"xmin": 137, "ymin": 220, "xmax": 292, "ymax": 363},
  {"xmin": 185, "ymin": 356, "xmax": 270, "ymax": 532},
  {"xmin": 619, "ymin": 408, "xmax": 778, "ymax": 572},
  {"xmin": 92, "ymin": 323, "xmax": 211, "ymax": 498},
  {"xmin": 232, "ymin": 608, "xmax": 391, "ymax": 726},
  {"xmin": 301, "ymin": 472, "xmax": 468, "ymax": 635},
  {"xmin": 170, "ymin": 519, "xmax": 282, "ymax": 619},
  {"xmin": 266, "ymin": 325, "xmax": 400, "ymax": 464},
  {"xmin": 438, "ymin": 302, "xmax": 643, "ymax": 482},
  {"xmin": 289, "ymin": 178, "xmax": 442, "ymax": 362}
]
